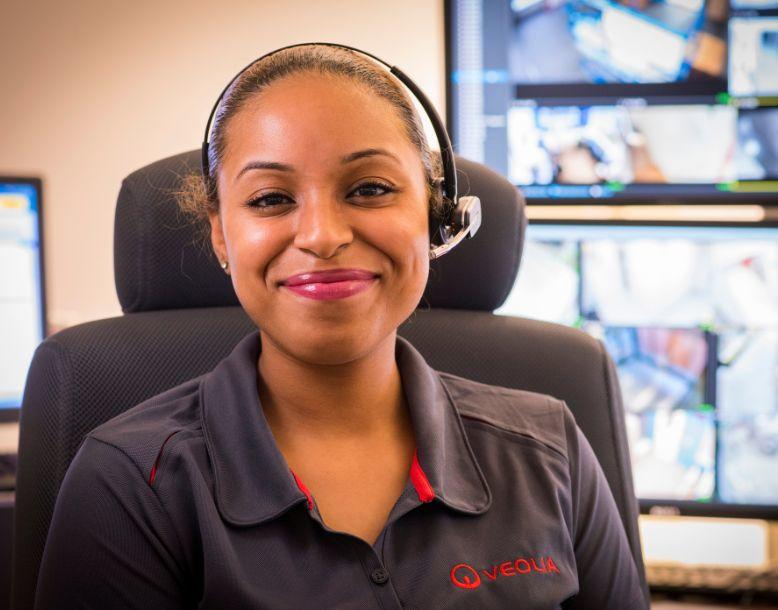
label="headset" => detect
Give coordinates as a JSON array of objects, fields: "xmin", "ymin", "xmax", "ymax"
[{"xmin": 201, "ymin": 42, "xmax": 481, "ymax": 260}]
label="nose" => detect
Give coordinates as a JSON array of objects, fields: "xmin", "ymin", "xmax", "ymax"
[{"xmin": 292, "ymin": 194, "xmax": 353, "ymax": 259}]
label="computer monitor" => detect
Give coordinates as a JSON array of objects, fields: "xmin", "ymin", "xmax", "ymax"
[
  {"xmin": 496, "ymin": 220, "xmax": 778, "ymax": 518},
  {"xmin": 447, "ymin": 0, "xmax": 778, "ymax": 204},
  {"xmin": 0, "ymin": 178, "xmax": 45, "ymax": 422}
]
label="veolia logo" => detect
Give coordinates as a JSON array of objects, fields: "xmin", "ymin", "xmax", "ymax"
[
  {"xmin": 450, "ymin": 556, "xmax": 560, "ymax": 590},
  {"xmin": 450, "ymin": 563, "xmax": 481, "ymax": 589}
]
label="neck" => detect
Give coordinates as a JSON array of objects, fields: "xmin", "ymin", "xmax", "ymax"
[{"xmin": 257, "ymin": 332, "xmax": 409, "ymax": 442}]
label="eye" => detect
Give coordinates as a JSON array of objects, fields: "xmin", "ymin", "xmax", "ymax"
[
  {"xmin": 245, "ymin": 191, "xmax": 294, "ymax": 210},
  {"xmin": 348, "ymin": 180, "xmax": 396, "ymax": 200}
]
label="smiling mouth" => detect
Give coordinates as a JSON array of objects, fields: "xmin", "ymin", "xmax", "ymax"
[{"xmin": 280, "ymin": 268, "xmax": 379, "ymax": 301}]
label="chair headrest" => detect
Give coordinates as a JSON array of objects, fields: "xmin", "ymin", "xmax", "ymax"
[{"xmin": 114, "ymin": 150, "xmax": 526, "ymax": 313}]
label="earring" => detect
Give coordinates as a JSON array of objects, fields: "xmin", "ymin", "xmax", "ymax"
[{"xmin": 220, "ymin": 260, "xmax": 229, "ymax": 271}]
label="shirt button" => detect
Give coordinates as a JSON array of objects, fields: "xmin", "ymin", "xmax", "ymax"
[{"xmin": 370, "ymin": 567, "xmax": 390, "ymax": 585}]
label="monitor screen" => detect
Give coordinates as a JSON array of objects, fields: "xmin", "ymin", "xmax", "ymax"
[
  {"xmin": 496, "ymin": 222, "xmax": 778, "ymax": 516},
  {"xmin": 447, "ymin": 0, "xmax": 778, "ymax": 203},
  {"xmin": 0, "ymin": 178, "xmax": 45, "ymax": 420}
]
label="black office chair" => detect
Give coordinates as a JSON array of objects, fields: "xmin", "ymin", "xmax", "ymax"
[{"xmin": 11, "ymin": 151, "xmax": 648, "ymax": 609}]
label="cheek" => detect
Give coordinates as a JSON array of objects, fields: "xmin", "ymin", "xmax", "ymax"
[
  {"xmin": 407, "ymin": 229, "xmax": 431, "ymax": 284},
  {"xmin": 221, "ymin": 213, "xmax": 284, "ymax": 291},
  {"xmin": 373, "ymin": 210, "xmax": 430, "ymax": 292}
]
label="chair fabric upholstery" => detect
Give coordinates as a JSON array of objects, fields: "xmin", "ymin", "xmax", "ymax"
[{"xmin": 12, "ymin": 151, "xmax": 648, "ymax": 609}]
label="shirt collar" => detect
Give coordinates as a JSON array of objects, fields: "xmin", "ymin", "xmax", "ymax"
[{"xmin": 201, "ymin": 331, "xmax": 492, "ymax": 526}]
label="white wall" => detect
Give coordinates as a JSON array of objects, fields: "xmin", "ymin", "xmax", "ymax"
[{"xmin": 0, "ymin": 0, "xmax": 445, "ymax": 330}]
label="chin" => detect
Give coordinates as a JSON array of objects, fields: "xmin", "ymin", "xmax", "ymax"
[{"xmin": 264, "ymin": 319, "xmax": 397, "ymax": 366}]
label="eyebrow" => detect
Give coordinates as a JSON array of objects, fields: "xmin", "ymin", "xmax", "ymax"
[
  {"xmin": 235, "ymin": 148, "xmax": 400, "ymax": 181},
  {"xmin": 340, "ymin": 148, "xmax": 401, "ymax": 165},
  {"xmin": 236, "ymin": 160, "xmax": 294, "ymax": 181}
]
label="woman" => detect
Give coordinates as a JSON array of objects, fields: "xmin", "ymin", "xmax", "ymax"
[{"xmin": 36, "ymin": 44, "xmax": 647, "ymax": 609}]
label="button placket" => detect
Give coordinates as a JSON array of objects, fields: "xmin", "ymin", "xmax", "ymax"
[
  {"xmin": 347, "ymin": 539, "xmax": 403, "ymax": 609},
  {"xmin": 370, "ymin": 567, "xmax": 390, "ymax": 585}
]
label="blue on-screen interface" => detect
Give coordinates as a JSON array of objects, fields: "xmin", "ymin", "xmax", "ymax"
[
  {"xmin": 0, "ymin": 182, "xmax": 43, "ymax": 410},
  {"xmin": 496, "ymin": 223, "xmax": 778, "ymax": 507}
]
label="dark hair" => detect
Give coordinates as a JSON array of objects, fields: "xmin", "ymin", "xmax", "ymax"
[{"xmin": 178, "ymin": 44, "xmax": 443, "ymax": 225}]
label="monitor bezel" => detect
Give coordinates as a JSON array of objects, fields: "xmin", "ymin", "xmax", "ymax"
[
  {"xmin": 522, "ymin": 217, "xmax": 778, "ymax": 520},
  {"xmin": 0, "ymin": 176, "xmax": 46, "ymax": 424},
  {"xmin": 443, "ymin": 0, "xmax": 778, "ymax": 207}
]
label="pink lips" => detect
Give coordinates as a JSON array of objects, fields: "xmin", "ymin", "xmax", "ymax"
[{"xmin": 280, "ymin": 269, "xmax": 379, "ymax": 301}]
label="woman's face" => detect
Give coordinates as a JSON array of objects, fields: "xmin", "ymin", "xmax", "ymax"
[{"xmin": 210, "ymin": 73, "xmax": 431, "ymax": 365}]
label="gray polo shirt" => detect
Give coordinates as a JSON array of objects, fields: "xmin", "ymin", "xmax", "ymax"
[{"xmin": 36, "ymin": 332, "xmax": 647, "ymax": 609}]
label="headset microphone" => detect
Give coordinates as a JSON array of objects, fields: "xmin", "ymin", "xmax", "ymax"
[{"xmin": 201, "ymin": 42, "xmax": 481, "ymax": 259}]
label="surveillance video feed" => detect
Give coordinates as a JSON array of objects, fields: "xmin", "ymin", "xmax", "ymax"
[
  {"xmin": 580, "ymin": 237, "xmax": 712, "ymax": 326},
  {"xmin": 500, "ymin": 224, "xmax": 778, "ymax": 506},
  {"xmin": 709, "ymin": 237, "xmax": 778, "ymax": 328},
  {"xmin": 507, "ymin": 104, "xmax": 737, "ymax": 186},
  {"xmin": 509, "ymin": 0, "xmax": 728, "ymax": 84},
  {"xmin": 730, "ymin": 17, "xmax": 778, "ymax": 97},
  {"xmin": 587, "ymin": 324, "xmax": 715, "ymax": 500},
  {"xmin": 717, "ymin": 330, "xmax": 778, "ymax": 505},
  {"xmin": 580, "ymin": 232, "xmax": 778, "ymax": 327},
  {"xmin": 450, "ymin": 0, "xmax": 778, "ymax": 202},
  {"xmin": 735, "ymin": 108, "xmax": 778, "ymax": 181},
  {"xmin": 494, "ymin": 239, "xmax": 580, "ymax": 325}
]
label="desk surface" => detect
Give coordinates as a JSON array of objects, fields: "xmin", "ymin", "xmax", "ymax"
[{"xmin": 653, "ymin": 595, "xmax": 778, "ymax": 609}]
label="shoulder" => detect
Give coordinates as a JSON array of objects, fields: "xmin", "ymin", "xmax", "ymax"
[
  {"xmin": 438, "ymin": 371, "xmax": 575, "ymax": 461},
  {"xmin": 86, "ymin": 375, "xmax": 205, "ymax": 485}
]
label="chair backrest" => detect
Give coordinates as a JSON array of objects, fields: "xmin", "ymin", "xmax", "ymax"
[{"xmin": 12, "ymin": 152, "xmax": 647, "ymax": 609}]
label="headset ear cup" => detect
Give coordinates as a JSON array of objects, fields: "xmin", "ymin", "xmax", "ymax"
[
  {"xmin": 429, "ymin": 194, "xmax": 455, "ymax": 247},
  {"xmin": 455, "ymin": 196, "xmax": 482, "ymax": 238},
  {"xmin": 428, "ymin": 174, "xmax": 451, "ymax": 247}
]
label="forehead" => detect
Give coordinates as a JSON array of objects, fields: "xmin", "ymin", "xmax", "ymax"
[{"xmin": 221, "ymin": 72, "xmax": 419, "ymax": 169}]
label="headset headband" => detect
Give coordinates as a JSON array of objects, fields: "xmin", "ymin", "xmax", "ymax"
[
  {"xmin": 200, "ymin": 42, "xmax": 481, "ymax": 259},
  {"xmin": 201, "ymin": 42, "xmax": 457, "ymax": 203}
]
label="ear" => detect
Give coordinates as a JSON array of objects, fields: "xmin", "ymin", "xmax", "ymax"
[{"xmin": 208, "ymin": 210, "xmax": 228, "ymax": 268}]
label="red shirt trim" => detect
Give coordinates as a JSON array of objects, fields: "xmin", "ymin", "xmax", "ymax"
[
  {"xmin": 148, "ymin": 431, "xmax": 180, "ymax": 486},
  {"xmin": 410, "ymin": 450, "xmax": 435, "ymax": 503},
  {"xmin": 291, "ymin": 469, "xmax": 314, "ymax": 510}
]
